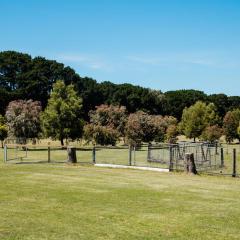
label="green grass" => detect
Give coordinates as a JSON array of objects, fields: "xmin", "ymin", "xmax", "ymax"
[
  {"xmin": 1, "ymin": 145, "xmax": 240, "ymax": 239},
  {"xmin": 1, "ymin": 147, "xmax": 240, "ymax": 239}
]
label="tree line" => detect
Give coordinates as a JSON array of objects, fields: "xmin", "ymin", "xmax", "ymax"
[
  {"xmin": 0, "ymin": 50, "xmax": 240, "ymax": 146},
  {"xmin": 1, "ymin": 51, "xmax": 240, "ymax": 121},
  {"xmin": 1, "ymin": 80, "xmax": 240, "ymax": 147}
]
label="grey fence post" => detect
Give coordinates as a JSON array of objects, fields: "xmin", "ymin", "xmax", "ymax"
[
  {"xmin": 92, "ymin": 145, "xmax": 96, "ymax": 164},
  {"xmin": 232, "ymin": 148, "xmax": 236, "ymax": 178},
  {"xmin": 169, "ymin": 145, "xmax": 173, "ymax": 172},
  {"xmin": 4, "ymin": 145, "xmax": 7, "ymax": 163},
  {"xmin": 129, "ymin": 145, "xmax": 132, "ymax": 166},
  {"xmin": 147, "ymin": 143, "xmax": 151, "ymax": 161},
  {"xmin": 220, "ymin": 148, "xmax": 224, "ymax": 167},
  {"xmin": 133, "ymin": 146, "xmax": 136, "ymax": 165}
]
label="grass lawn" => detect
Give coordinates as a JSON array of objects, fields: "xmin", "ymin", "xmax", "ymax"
[{"xmin": 1, "ymin": 147, "xmax": 240, "ymax": 240}]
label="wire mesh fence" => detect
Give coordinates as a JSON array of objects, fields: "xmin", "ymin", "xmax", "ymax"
[
  {"xmin": 147, "ymin": 142, "xmax": 223, "ymax": 171},
  {"xmin": 2, "ymin": 142, "xmax": 240, "ymax": 177},
  {"xmin": 4, "ymin": 144, "xmax": 93, "ymax": 164},
  {"xmin": 205, "ymin": 147, "xmax": 240, "ymax": 177}
]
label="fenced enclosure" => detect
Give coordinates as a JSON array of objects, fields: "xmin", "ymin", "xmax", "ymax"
[
  {"xmin": 148, "ymin": 142, "xmax": 222, "ymax": 171},
  {"xmin": 2, "ymin": 142, "xmax": 240, "ymax": 177}
]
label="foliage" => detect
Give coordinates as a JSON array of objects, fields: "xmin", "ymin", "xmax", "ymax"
[
  {"xmin": 0, "ymin": 115, "xmax": 8, "ymax": 147},
  {"xmin": 0, "ymin": 51, "xmax": 167, "ymax": 118},
  {"xmin": 89, "ymin": 104, "xmax": 127, "ymax": 136},
  {"xmin": 205, "ymin": 103, "xmax": 221, "ymax": 126},
  {"xmin": 165, "ymin": 124, "xmax": 178, "ymax": 143},
  {"xmin": 228, "ymin": 96, "xmax": 240, "ymax": 111},
  {"xmin": 125, "ymin": 111, "xmax": 177, "ymax": 145},
  {"xmin": 83, "ymin": 124, "xmax": 119, "ymax": 145},
  {"xmin": 0, "ymin": 51, "xmax": 78, "ymax": 113},
  {"xmin": 150, "ymin": 115, "xmax": 178, "ymax": 142},
  {"xmin": 125, "ymin": 111, "xmax": 154, "ymax": 145},
  {"xmin": 201, "ymin": 125, "xmax": 223, "ymax": 143},
  {"xmin": 164, "ymin": 90, "xmax": 207, "ymax": 119},
  {"xmin": 223, "ymin": 109, "xmax": 240, "ymax": 143},
  {"xmin": 1, "ymin": 51, "xmax": 240, "ymax": 122},
  {"xmin": 149, "ymin": 116, "xmax": 166, "ymax": 142},
  {"xmin": 5, "ymin": 100, "xmax": 42, "ymax": 141},
  {"xmin": 179, "ymin": 101, "xmax": 219, "ymax": 141},
  {"xmin": 41, "ymin": 80, "xmax": 83, "ymax": 145},
  {"xmin": 83, "ymin": 104, "xmax": 127, "ymax": 145},
  {"xmin": 208, "ymin": 94, "xmax": 229, "ymax": 118}
]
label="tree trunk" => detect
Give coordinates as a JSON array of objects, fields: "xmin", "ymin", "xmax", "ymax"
[
  {"xmin": 67, "ymin": 146, "xmax": 77, "ymax": 163},
  {"xmin": 1, "ymin": 141, "xmax": 3, "ymax": 148},
  {"xmin": 184, "ymin": 153, "xmax": 197, "ymax": 174},
  {"xmin": 60, "ymin": 138, "xmax": 64, "ymax": 146}
]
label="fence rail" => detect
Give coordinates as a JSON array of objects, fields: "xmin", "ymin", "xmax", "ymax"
[{"xmin": 3, "ymin": 142, "xmax": 240, "ymax": 177}]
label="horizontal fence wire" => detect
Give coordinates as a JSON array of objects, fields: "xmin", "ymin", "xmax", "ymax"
[
  {"xmin": 3, "ymin": 142, "xmax": 240, "ymax": 177},
  {"xmin": 4, "ymin": 144, "xmax": 93, "ymax": 164}
]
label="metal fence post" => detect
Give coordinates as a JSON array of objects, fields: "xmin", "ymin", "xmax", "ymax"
[
  {"xmin": 129, "ymin": 145, "xmax": 132, "ymax": 166},
  {"xmin": 232, "ymin": 148, "xmax": 236, "ymax": 177},
  {"xmin": 147, "ymin": 143, "xmax": 151, "ymax": 161},
  {"xmin": 169, "ymin": 145, "xmax": 173, "ymax": 171},
  {"xmin": 4, "ymin": 144, "xmax": 7, "ymax": 163},
  {"xmin": 220, "ymin": 148, "xmax": 224, "ymax": 168},
  {"xmin": 92, "ymin": 145, "xmax": 96, "ymax": 164},
  {"xmin": 133, "ymin": 146, "xmax": 136, "ymax": 165}
]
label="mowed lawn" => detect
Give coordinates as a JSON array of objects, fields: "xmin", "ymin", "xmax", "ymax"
[{"xmin": 1, "ymin": 149, "xmax": 240, "ymax": 239}]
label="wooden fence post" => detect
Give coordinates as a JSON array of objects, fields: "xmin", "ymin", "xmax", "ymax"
[
  {"xmin": 184, "ymin": 153, "xmax": 197, "ymax": 174},
  {"xmin": 232, "ymin": 148, "xmax": 236, "ymax": 178},
  {"xmin": 67, "ymin": 146, "xmax": 77, "ymax": 163},
  {"xmin": 48, "ymin": 146, "xmax": 51, "ymax": 163}
]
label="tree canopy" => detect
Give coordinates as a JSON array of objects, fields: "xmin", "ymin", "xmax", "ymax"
[
  {"xmin": 5, "ymin": 100, "xmax": 42, "ymax": 142},
  {"xmin": 0, "ymin": 115, "xmax": 8, "ymax": 147},
  {"xmin": 223, "ymin": 109, "xmax": 240, "ymax": 143},
  {"xmin": 1, "ymin": 51, "xmax": 239, "ymax": 121},
  {"xmin": 179, "ymin": 101, "xmax": 220, "ymax": 141},
  {"xmin": 41, "ymin": 80, "xmax": 84, "ymax": 146}
]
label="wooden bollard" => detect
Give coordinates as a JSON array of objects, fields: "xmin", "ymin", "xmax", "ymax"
[
  {"xmin": 67, "ymin": 146, "xmax": 77, "ymax": 163},
  {"xmin": 184, "ymin": 153, "xmax": 197, "ymax": 175}
]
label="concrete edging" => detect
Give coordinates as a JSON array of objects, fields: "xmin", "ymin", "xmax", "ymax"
[{"xmin": 94, "ymin": 164, "xmax": 169, "ymax": 173}]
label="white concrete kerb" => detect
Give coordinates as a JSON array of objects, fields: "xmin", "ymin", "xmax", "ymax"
[{"xmin": 94, "ymin": 164, "xmax": 169, "ymax": 173}]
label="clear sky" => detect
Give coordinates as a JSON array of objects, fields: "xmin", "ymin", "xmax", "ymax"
[{"xmin": 1, "ymin": 0, "xmax": 240, "ymax": 95}]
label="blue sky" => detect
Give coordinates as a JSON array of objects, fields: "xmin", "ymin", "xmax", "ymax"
[{"xmin": 1, "ymin": 0, "xmax": 240, "ymax": 95}]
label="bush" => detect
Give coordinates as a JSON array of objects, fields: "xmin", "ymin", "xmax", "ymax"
[
  {"xmin": 201, "ymin": 125, "xmax": 223, "ymax": 143},
  {"xmin": 84, "ymin": 124, "xmax": 119, "ymax": 146},
  {"xmin": 165, "ymin": 125, "xmax": 178, "ymax": 144}
]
